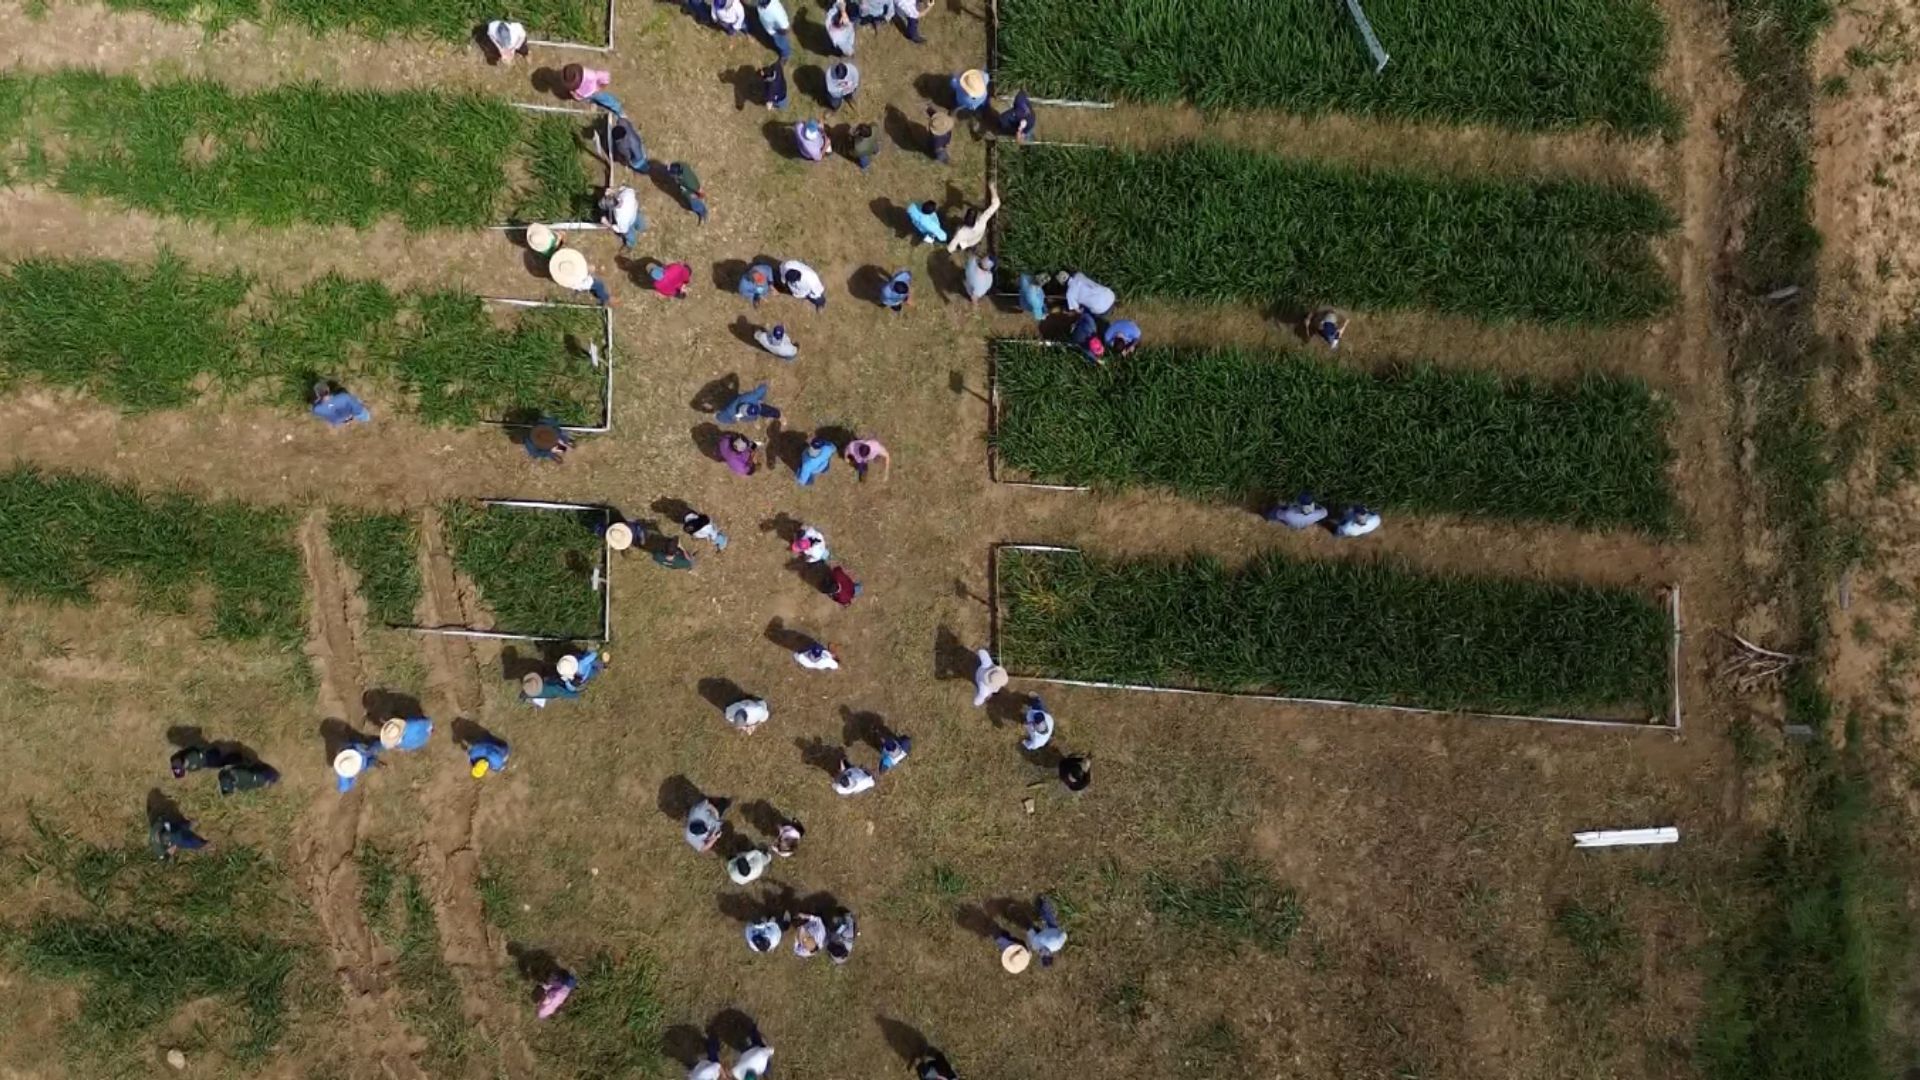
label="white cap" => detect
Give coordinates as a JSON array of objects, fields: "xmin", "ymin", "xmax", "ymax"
[{"xmin": 556, "ymin": 654, "xmax": 580, "ymax": 679}]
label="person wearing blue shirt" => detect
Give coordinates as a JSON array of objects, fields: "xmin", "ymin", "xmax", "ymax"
[
  {"xmin": 738, "ymin": 263, "xmax": 775, "ymax": 305},
  {"xmin": 880, "ymin": 269, "xmax": 911, "ymax": 313},
  {"xmin": 1103, "ymin": 319, "xmax": 1141, "ymax": 358},
  {"xmin": 796, "ymin": 438, "xmax": 835, "ymax": 485},
  {"xmin": 333, "ymin": 741, "xmax": 381, "ymax": 793},
  {"xmin": 468, "ymin": 737, "xmax": 510, "ymax": 778},
  {"xmin": 718, "ymin": 383, "xmax": 782, "ymax": 424},
  {"xmin": 952, "ymin": 68, "xmax": 988, "ymax": 113},
  {"xmin": 311, "ymin": 381, "xmax": 371, "ymax": 427},
  {"xmin": 906, "ymin": 200, "xmax": 946, "ymax": 245},
  {"xmin": 1017, "ymin": 273, "xmax": 1047, "ymax": 321},
  {"xmin": 380, "ymin": 716, "xmax": 433, "ymax": 753}
]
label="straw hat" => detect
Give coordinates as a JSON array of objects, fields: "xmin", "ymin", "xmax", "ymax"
[
  {"xmin": 379, "ymin": 718, "xmax": 406, "ymax": 748},
  {"xmin": 999, "ymin": 942, "xmax": 1032, "ymax": 973},
  {"xmin": 926, "ymin": 108, "xmax": 954, "ymax": 136},
  {"xmin": 604, "ymin": 522, "xmax": 634, "ymax": 551},
  {"xmin": 470, "ymin": 759, "xmax": 491, "ymax": 779},
  {"xmin": 548, "ymin": 248, "xmax": 592, "ymax": 291},
  {"xmin": 525, "ymin": 222, "xmax": 557, "ymax": 254},
  {"xmin": 332, "ymin": 748, "xmax": 365, "ymax": 779},
  {"xmin": 521, "ymin": 673, "xmax": 546, "ymax": 697},
  {"xmin": 959, "ymin": 69, "xmax": 987, "ymax": 100},
  {"xmin": 556, "ymin": 655, "xmax": 580, "ymax": 680}
]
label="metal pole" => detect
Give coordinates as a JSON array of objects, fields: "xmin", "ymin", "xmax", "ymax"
[{"xmin": 1343, "ymin": 0, "xmax": 1391, "ymax": 73}]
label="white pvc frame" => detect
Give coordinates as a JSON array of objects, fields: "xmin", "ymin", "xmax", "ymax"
[
  {"xmin": 477, "ymin": 297, "xmax": 615, "ymax": 435},
  {"xmin": 985, "ymin": 339, "xmax": 1092, "ymax": 493},
  {"xmin": 494, "ymin": 105, "xmax": 616, "ymax": 232},
  {"xmin": 987, "ymin": 543, "xmax": 1684, "ymax": 733},
  {"xmin": 404, "ymin": 499, "xmax": 613, "ymax": 643},
  {"xmin": 526, "ymin": 0, "xmax": 617, "ymax": 51}
]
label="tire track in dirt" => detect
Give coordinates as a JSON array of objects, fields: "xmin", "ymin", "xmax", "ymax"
[{"xmin": 293, "ymin": 510, "xmax": 431, "ymax": 1080}]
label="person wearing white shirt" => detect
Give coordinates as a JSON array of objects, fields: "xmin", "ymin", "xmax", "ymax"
[
  {"xmin": 732, "ymin": 1025, "xmax": 775, "ymax": 1080},
  {"xmin": 946, "ymin": 183, "xmax": 998, "ymax": 253},
  {"xmin": 779, "ymin": 260, "xmax": 826, "ymax": 311},
  {"xmin": 485, "ymin": 20, "xmax": 527, "ymax": 63},
  {"xmin": 1265, "ymin": 492, "xmax": 1327, "ymax": 530},
  {"xmin": 790, "ymin": 525, "xmax": 830, "ymax": 563},
  {"xmin": 727, "ymin": 848, "xmax": 771, "ymax": 885},
  {"xmin": 832, "ymin": 759, "xmax": 876, "ymax": 795},
  {"xmin": 1021, "ymin": 696, "xmax": 1054, "ymax": 750},
  {"xmin": 894, "ymin": 0, "xmax": 925, "ymax": 42},
  {"xmin": 711, "ymin": 0, "xmax": 747, "ymax": 33},
  {"xmin": 963, "ymin": 254, "xmax": 995, "ymax": 303},
  {"xmin": 794, "ymin": 642, "xmax": 839, "ymax": 670},
  {"xmin": 689, "ymin": 1034, "xmax": 726, "ymax": 1080},
  {"xmin": 685, "ymin": 797, "xmax": 728, "ymax": 852},
  {"xmin": 1333, "ymin": 505, "xmax": 1382, "ymax": 538},
  {"xmin": 744, "ymin": 918, "xmax": 782, "ymax": 953},
  {"xmin": 599, "ymin": 185, "xmax": 643, "ymax": 248},
  {"xmin": 754, "ymin": 0, "xmax": 792, "ymax": 59},
  {"xmin": 791, "ymin": 915, "xmax": 827, "ymax": 957},
  {"xmin": 973, "ymin": 647, "xmax": 1008, "ymax": 706},
  {"xmin": 754, "ymin": 323, "xmax": 798, "ymax": 359},
  {"xmin": 724, "ymin": 697, "xmax": 770, "ymax": 734},
  {"xmin": 1062, "ymin": 271, "xmax": 1115, "ymax": 316}
]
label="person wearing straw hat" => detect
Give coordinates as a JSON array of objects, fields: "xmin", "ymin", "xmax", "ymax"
[
  {"xmin": 520, "ymin": 671, "xmax": 582, "ymax": 708},
  {"xmin": 1332, "ymin": 504, "xmax": 1382, "ymax": 538},
  {"xmin": 998, "ymin": 89, "xmax": 1036, "ymax": 142},
  {"xmin": 1264, "ymin": 491, "xmax": 1327, "ymax": 530},
  {"xmin": 951, "ymin": 68, "xmax": 989, "ymax": 114},
  {"xmin": 994, "ymin": 937, "xmax": 1032, "ymax": 974},
  {"xmin": 712, "ymin": 0, "xmax": 748, "ymax": 34},
  {"xmin": 831, "ymin": 755, "xmax": 876, "ymax": 795},
  {"xmin": 826, "ymin": 564, "xmax": 861, "ymax": 606},
  {"xmin": 754, "ymin": 323, "xmax": 798, "ymax": 360},
  {"xmin": 924, "ymin": 105, "xmax": 954, "ymax": 163},
  {"xmin": 525, "ymin": 222, "xmax": 564, "ymax": 259},
  {"xmin": 973, "ymin": 648, "xmax": 1008, "ymax": 707},
  {"xmin": 724, "ymin": 696, "xmax": 771, "ymax": 734},
  {"xmin": 556, "ymin": 650, "xmax": 602, "ymax": 690},
  {"xmin": 380, "ymin": 716, "xmax": 434, "ymax": 753},
  {"xmin": 467, "ymin": 733, "xmax": 510, "ymax": 778},
  {"xmin": 485, "ymin": 19, "xmax": 527, "ymax": 63},
  {"xmin": 650, "ymin": 261, "xmax": 694, "ymax": 298},
  {"xmin": 524, "ymin": 418, "xmax": 574, "ymax": 462},
  {"xmin": 825, "ymin": 62, "xmax": 860, "ymax": 111},
  {"xmin": 963, "ymin": 255, "xmax": 994, "ymax": 304},
  {"xmin": 906, "ymin": 199, "xmax": 946, "ymax": 245},
  {"xmin": 879, "ymin": 269, "xmax": 912, "ymax": 313},
  {"xmin": 779, "ymin": 259, "xmax": 827, "ymax": 310},
  {"xmin": 744, "ymin": 917, "xmax": 783, "ymax": 955},
  {"xmin": 792, "ymin": 913, "xmax": 828, "ymax": 956},
  {"xmin": 548, "ymin": 247, "xmax": 611, "ymax": 307},
  {"xmin": 844, "ymin": 437, "xmax": 890, "ymax": 480},
  {"xmin": 727, "ymin": 847, "xmax": 772, "ymax": 885},
  {"xmin": 791, "ymin": 523, "xmax": 830, "ymax": 563},
  {"xmin": 1306, "ymin": 307, "xmax": 1348, "ymax": 349},
  {"xmin": 856, "ymin": 0, "xmax": 893, "ymax": 29},
  {"xmin": 719, "ymin": 382, "xmax": 782, "ymax": 424},
  {"xmin": 1021, "ymin": 696, "xmax": 1054, "ymax": 750},
  {"xmin": 602, "ymin": 518, "xmax": 641, "ymax": 556},
  {"xmin": 685, "ymin": 796, "xmax": 730, "ymax": 852},
  {"xmin": 1062, "ymin": 270, "xmax": 1116, "ymax": 316},
  {"xmin": 732, "ymin": 1024, "xmax": 775, "ymax": 1080},
  {"xmin": 754, "ymin": 0, "xmax": 792, "ymax": 59},
  {"xmin": 738, "ymin": 262, "xmax": 776, "ymax": 306},
  {"xmin": 796, "ymin": 436, "xmax": 836, "ymax": 486},
  {"xmin": 826, "ymin": 0, "xmax": 856, "ymax": 54},
  {"xmin": 561, "ymin": 63, "xmax": 623, "ymax": 115},
  {"xmin": 148, "ymin": 811, "xmax": 211, "ymax": 861},
  {"xmin": 721, "ymin": 432, "xmax": 761, "ymax": 476},
  {"xmin": 333, "ymin": 741, "xmax": 381, "ymax": 793},
  {"xmin": 669, "ymin": 162, "xmax": 710, "ymax": 224},
  {"xmin": 311, "ymin": 380, "xmax": 373, "ymax": 426},
  {"xmin": 794, "ymin": 118, "xmax": 831, "ymax": 161},
  {"xmin": 946, "ymin": 183, "xmax": 999, "ymax": 253},
  {"xmin": 598, "ymin": 186, "xmax": 644, "ymax": 249},
  {"xmin": 849, "ymin": 122, "xmax": 879, "ymax": 171},
  {"xmin": 759, "ymin": 60, "xmax": 788, "ymax": 109}
]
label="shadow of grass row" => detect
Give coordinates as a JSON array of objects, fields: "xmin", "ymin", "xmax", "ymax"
[{"xmin": 0, "ymin": 470, "xmax": 605, "ymax": 646}]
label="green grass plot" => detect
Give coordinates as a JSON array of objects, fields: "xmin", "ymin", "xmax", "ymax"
[{"xmin": 442, "ymin": 502, "xmax": 603, "ymax": 639}]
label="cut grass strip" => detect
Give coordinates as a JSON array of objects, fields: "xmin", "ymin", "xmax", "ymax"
[
  {"xmin": 102, "ymin": 0, "xmax": 606, "ymax": 42},
  {"xmin": 0, "ymin": 468, "xmax": 302, "ymax": 646},
  {"xmin": 329, "ymin": 511, "xmax": 422, "ymax": 627},
  {"xmin": 993, "ymin": 341, "xmax": 1674, "ymax": 530},
  {"xmin": 998, "ymin": 548, "xmax": 1669, "ymax": 717},
  {"xmin": 0, "ymin": 71, "xmax": 590, "ymax": 228},
  {"xmin": 999, "ymin": 142, "xmax": 1675, "ymax": 326},
  {"xmin": 996, "ymin": 0, "xmax": 1677, "ymax": 135},
  {"xmin": 443, "ymin": 502, "xmax": 602, "ymax": 638},
  {"xmin": 0, "ymin": 256, "xmax": 603, "ymax": 424}
]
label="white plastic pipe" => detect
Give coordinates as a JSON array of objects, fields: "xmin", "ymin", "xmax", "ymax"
[{"xmin": 1573, "ymin": 827, "xmax": 1679, "ymax": 848}]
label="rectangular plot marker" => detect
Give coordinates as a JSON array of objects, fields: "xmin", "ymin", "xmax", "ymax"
[{"xmin": 1343, "ymin": 0, "xmax": 1391, "ymax": 73}]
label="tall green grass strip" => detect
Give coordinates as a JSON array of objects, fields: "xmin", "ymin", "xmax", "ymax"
[
  {"xmin": 0, "ymin": 469, "xmax": 302, "ymax": 645},
  {"xmin": 999, "ymin": 142, "xmax": 1675, "ymax": 326},
  {"xmin": 329, "ymin": 511, "xmax": 422, "ymax": 627},
  {"xmin": 0, "ymin": 256, "xmax": 603, "ymax": 424},
  {"xmin": 999, "ymin": 548, "xmax": 1669, "ymax": 717},
  {"xmin": 1145, "ymin": 858, "xmax": 1304, "ymax": 955},
  {"xmin": 0, "ymin": 72, "xmax": 589, "ymax": 228},
  {"xmin": 101, "ymin": 0, "xmax": 605, "ymax": 42},
  {"xmin": 996, "ymin": 0, "xmax": 1677, "ymax": 135},
  {"xmin": 993, "ymin": 341, "xmax": 1674, "ymax": 530},
  {"xmin": 443, "ymin": 503, "xmax": 603, "ymax": 639}
]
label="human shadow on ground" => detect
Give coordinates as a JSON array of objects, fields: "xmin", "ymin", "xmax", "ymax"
[
  {"xmin": 884, "ymin": 103, "xmax": 920, "ymax": 153},
  {"xmin": 728, "ymin": 315, "xmax": 762, "ymax": 348},
  {"xmin": 651, "ymin": 497, "xmax": 695, "ymax": 525},
  {"xmin": 662, "ymin": 1024, "xmax": 708, "ymax": 1068},
  {"xmin": 767, "ymin": 422, "xmax": 809, "ymax": 474},
  {"xmin": 761, "ymin": 119, "xmax": 806, "ymax": 159},
  {"xmin": 849, "ymin": 264, "xmax": 893, "ymax": 306},
  {"xmin": 953, "ymin": 903, "xmax": 1003, "ymax": 940},
  {"xmin": 719, "ymin": 63, "xmax": 758, "ymax": 111},
  {"xmin": 146, "ymin": 788, "xmax": 184, "ymax": 826},
  {"xmin": 741, "ymin": 798, "xmax": 793, "ymax": 839},
  {"xmin": 760, "ymin": 513, "xmax": 804, "ymax": 544},
  {"xmin": 692, "ymin": 422, "xmax": 726, "ymax": 462},
  {"xmin": 507, "ymin": 941, "xmax": 562, "ymax": 985},
  {"xmin": 361, "ymin": 690, "xmax": 424, "ymax": 725},
  {"xmin": 933, "ymin": 625, "xmax": 979, "ymax": 681},
  {"xmin": 794, "ymin": 9, "xmax": 835, "ymax": 55},
  {"xmin": 697, "ymin": 677, "xmax": 749, "ymax": 711},
  {"xmin": 692, "ymin": 373, "xmax": 741, "ymax": 413},
  {"xmin": 840, "ymin": 706, "xmax": 890, "ymax": 750},
  {"xmin": 450, "ymin": 717, "xmax": 502, "ymax": 748},
  {"xmin": 317, "ymin": 718, "xmax": 367, "ymax": 763},
  {"xmin": 795, "ymin": 63, "xmax": 831, "ymax": 109},
  {"xmin": 763, "ymin": 616, "xmax": 814, "ymax": 652},
  {"xmin": 869, "ymin": 196, "xmax": 913, "ymax": 240},
  {"xmin": 657, "ymin": 774, "xmax": 707, "ymax": 821},
  {"xmin": 876, "ymin": 1017, "xmax": 932, "ymax": 1064},
  {"xmin": 794, "ymin": 736, "xmax": 845, "ymax": 777},
  {"xmin": 164, "ymin": 726, "xmax": 258, "ymax": 763}
]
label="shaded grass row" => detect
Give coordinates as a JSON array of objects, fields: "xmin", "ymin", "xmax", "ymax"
[
  {"xmin": 0, "ymin": 71, "xmax": 592, "ymax": 228},
  {"xmin": 998, "ymin": 548, "xmax": 1670, "ymax": 717},
  {"xmin": 996, "ymin": 0, "xmax": 1677, "ymax": 135},
  {"xmin": 999, "ymin": 142, "xmax": 1675, "ymax": 326},
  {"xmin": 1145, "ymin": 858, "xmax": 1303, "ymax": 955},
  {"xmin": 993, "ymin": 341, "xmax": 1674, "ymax": 530},
  {"xmin": 329, "ymin": 511, "xmax": 422, "ymax": 626},
  {"xmin": 358, "ymin": 846, "xmax": 470, "ymax": 1072},
  {"xmin": 0, "ymin": 469, "xmax": 302, "ymax": 645},
  {"xmin": 105, "ymin": 0, "xmax": 605, "ymax": 42},
  {"xmin": 444, "ymin": 503, "xmax": 603, "ymax": 639},
  {"xmin": 0, "ymin": 255, "xmax": 603, "ymax": 424}
]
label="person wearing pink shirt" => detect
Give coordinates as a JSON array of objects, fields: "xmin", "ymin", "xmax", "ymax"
[
  {"xmin": 562, "ymin": 64, "xmax": 623, "ymax": 115},
  {"xmin": 650, "ymin": 261, "xmax": 693, "ymax": 298}
]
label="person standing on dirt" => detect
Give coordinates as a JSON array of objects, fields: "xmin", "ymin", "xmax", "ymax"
[
  {"xmin": 827, "ymin": 911, "xmax": 857, "ymax": 962},
  {"xmin": 562, "ymin": 64, "xmax": 623, "ymax": 115},
  {"xmin": 685, "ymin": 796, "xmax": 730, "ymax": 852},
  {"xmin": 719, "ymin": 382, "xmax": 782, "ymax": 424},
  {"xmin": 894, "ymin": 0, "xmax": 926, "ymax": 41},
  {"xmin": 832, "ymin": 755, "xmax": 876, "ymax": 795},
  {"xmin": 654, "ymin": 538, "xmax": 696, "ymax": 570},
  {"xmin": 600, "ymin": 116, "xmax": 648, "ymax": 174},
  {"xmin": 733, "ymin": 1026, "xmax": 775, "ymax": 1080},
  {"xmin": 1332, "ymin": 504, "xmax": 1382, "ymax": 538},
  {"xmin": 963, "ymin": 255, "xmax": 995, "ymax": 304},
  {"xmin": 794, "ymin": 640, "xmax": 839, "ymax": 670},
  {"xmin": 755, "ymin": 0, "xmax": 793, "ymax": 59},
  {"xmin": 844, "ymin": 437, "xmax": 890, "ymax": 480},
  {"xmin": 311, "ymin": 380, "xmax": 372, "ymax": 426},
  {"xmin": 791, "ymin": 524, "xmax": 830, "ymax": 563},
  {"xmin": 946, "ymin": 183, "xmax": 999, "ymax": 253},
  {"xmin": 171, "ymin": 743, "xmax": 240, "ymax": 778},
  {"xmin": 826, "ymin": 62, "xmax": 861, "ymax": 111},
  {"xmin": 774, "ymin": 818, "xmax": 805, "ymax": 855},
  {"xmin": 924, "ymin": 106, "xmax": 954, "ymax": 163},
  {"xmin": 1265, "ymin": 491, "xmax": 1327, "ymax": 530},
  {"xmin": 683, "ymin": 509, "xmax": 730, "ymax": 551},
  {"xmin": 880, "ymin": 269, "xmax": 912, "ymax": 313},
  {"xmin": 760, "ymin": 60, "xmax": 788, "ymax": 109},
  {"xmin": 878, "ymin": 733, "xmax": 912, "ymax": 772},
  {"xmin": 850, "ymin": 122, "xmax": 880, "ymax": 171},
  {"xmin": 721, "ymin": 432, "xmax": 761, "ymax": 476},
  {"xmin": 755, "ymin": 323, "xmax": 798, "ymax": 360},
  {"xmin": 148, "ymin": 811, "xmax": 211, "ymax": 861},
  {"xmin": 712, "ymin": 0, "xmax": 748, "ymax": 35},
  {"xmin": 973, "ymin": 648, "xmax": 1008, "ymax": 706},
  {"xmin": 826, "ymin": 0, "xmax": 856, "ymax": 54},
  {"xmin": 525, "ymin": 418, "xmax": 573, "ymax": 463},
  {"xmin": 739, "ymin": 263, "xmax": 777, "ymax": 306},
  {"xmin": 728, "ymin": 848, "xmax": 772, "ymax": 884},
  {"xmin": 467, "ymin": 733, "xmax": 510, "ymax": 777},
  {"xmin": 907, "ymin": 199, "xmax": 947, "ymax": 245},
  {"xmin": 857, "ymin": 0, "xmax": 893, "ymax": 29},
  {"xmin": 796, "ymin": 437, "xmax": 836, "ymax": 485},
  {"xmin": 827, "ymin": 564, "xmax": 861, "ymax": 606},
  {"xmin": 999, "ymin": 90, "xmax": 1036, "ymax": 142},
  {"xmin": 952, "ymin": 68, "xmax": 989, "ymax": 113},
  {"xmin": 916, "ymin": 1051, "xmax": 959, "ymax": 1080},
  {"xmin": 485, "ymin": 20, "xmax": 528, "ymax": 63},
  {"xmin": 669, "ymin": 162, "xmax": 710, "ymax": 224},
  {"xmin": 1022, "ymin": 895, "xmax": 1068, "ymax": 966},
  {"xmin": 598, "ymin": 186, "xmax": 643, "ymax": 248},
  {"xmin": 332, "ymin": 741, "xmax": 381, "ymax": 792},
  {"xmin": 780, "ymin": 259, "xmax": 827, "ymax": 310},
  {"xmin": 744, "ymin": 918, "xmax": 783, "ymax": 955},
  {"xmin": 1306, "ymin": 307, "xmax": 1347, "ymax": 349},
  {"xmin": 792, "ymin": 913, "xmax": 829, "ymax": 956},
  {"xmin": 795, "ymin": 118, "xmax": 832, "ymax": 161},
  {"xmin": 536, "ymin": 968, "xmax": 576, "ymax": 1019},
  {"xmin": 1021, "ymin": 696, "xmax": 1054, "ymax": 750},
  {"xmin": 725, "ymin": 696, "xmax": 771, "ymax": 734}
]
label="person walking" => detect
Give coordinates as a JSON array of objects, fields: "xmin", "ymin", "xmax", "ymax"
[
  {"xmin": 999, "ymin": 89, "xmax": 1036, "ymax": 141},
  {"xmin": 844, "ymin": 437, "xmax": 890, "ymax": 480},
  {"xmin": 1333, "ymin": 504, "xmax": 1382, "ymax": 538},
  {"xmin": 1026, "ymin": 896, "xmax": 1068, "ymax": 966},
  {"xmin": 946, "ymin": 183, "xmax": 999, "ymax": 253},
  {"xmin": 651, "ymin": 261, "xmax": 694, "ymax": 298},
  {"xmin": 332, "ymin": 741, "xmax": 381, "ymax": 793},
  {"xmin": 952, "ymin": 68, "xmax": 989, "ymax": 113},
  {"xmin": 712, "ymin": 0, "xmax": 748, "ymax": 33},
  {"xmin": 796, "ymin": 437, "xmax": 835, "ymax": 485},
  {"xmin": 721, "ymin": 432, "xmax": 760, "ymax": 476},
  {"xmin": 739, "ymin": 263, "xmax": 776, "ymax": 306},
  {"xmin": 718, "ymin": 382, "xmax": 782, "ymax": 424},
  {"xmin": 963, "ymin": 255, "xmax": 994, "ymax": 304},
  {"xmin": 973, "ymin": 648, "xmax": 1008, "ymax": 706},
  {"xmin": 794, "ymin": 118, "xmax": 831, "ymax": 161},
  {"xmin": 754, "ymin": 323, "xmax": 798, "ymax": 359},
  {"xmin": 856, "ymin": 0, "xmax": 893, "ymax": 29},
  {"xmin": 1063, "ymin": 270, "xmax": 1116, "ymax": 316},
  {"xmin": 744, "ymin": 918, "xmax": 783, "ymax": 955},
  {"xmin": 1265, "ymin": 491, "xmax": 1327, "ymax": 530},
  {"xmin": 826, "ymin": 0, "xmax": 856, "ymax": 54},
  {"xmin": 925, "ymin": 106, "xmax": 954, "ymax": 163},
  {"xmin": 218, "ymin": 762, "xmax": 279, "ymax": 795},
  {"xmin": 1021, "ymin": 696, "xmax": 1054, "ymax": 750},
  {"xmin": 548, "ymin": 248, "xmax": 612, "ymax": 307},
  {"xmin": 485, "ymin": 19, "xmax": 528, "ymax": 63},
  {"xmin": 760, "ymin": 60, "xmax": 788, "ymax": 109},
  {"xmin": 849, "ymin": 122, "xmax": 880, "ymax": 170},
  {"xmin": 685, "ymin": 796, "xmax": 730, "ymax": 852},
  {"xmin": 669, "ymin": 162, "xmax": 709, "ymax": 224},
  {"xmin": 683, "ymin": 509, "xmax": 730, "ymax": 550},
  {"xmin": 725, "ymin": 696, "xmax": 771, "ymax": 734},
  {"xmin": 562, "ymin": 64, "xmax": 622, "ymax": 114},
  {"xmin": 524, "ymin": 418, "xmax": 574, "ymax": 462},
  {"xmin": 599, "ymin": 186, "xmax": 643, "ymax": 248},
  {"xmin": 878, "ymin": 734, "xmax": 912, "ymax": 772},
  {"xmin": 600, "ymin": 116, "xmax": 648, "ymax": 173},
  {"xmin": 894, "ymin": 0, "xmax": 926, "ymax": 41},
  {"xmin": 755, "ymin": 0, "xmax": 793, "ymax": 59},
  {"xmin": 907, "ymin": 199, "xmax": 946, "ymax": 245},
  {"xmin": 312, "ymin": 381, "xmax": 373, "ymax": 426},
  {"xmin": 780, "ymin": 260, "xmax": 827, "ymax": 310},
  {"xmin": 791, "ymin": 524, "xmax": 830, "ymax": 562},
  {"xmin": 825, "ymin": 61, "xmax": 860, "ymax": 110},
  {"xmin": 879, "ymin": 269, "xmax": 912, "ymax": 313},
  {"xmin": 827, "ymin": 564, "xmax": 861, "ymax": 606},
  {"xmin": 1017, "ymin": 273, "xmax": 1047, "ymax": 321},
  {"xmin": 832, "ymin": 756, "xmax": 875, "ymax": 795},
  {"xmin": 1306, "ymin": 307, "xmax": 1347, "ymax": 349},
  {"xmin": 727, "ymin": 848, "xmax": 772, "ymax": 884},
  {"xmin": 467, "ymin": 733, "xmax": 510, "ymax": 778},
  {"xmin": 379, "ymin": 716, "xmax": 434, "ymax": 753},
  {"xmin": 794, "ymin": 641, "xmax": 839, "ymax": 670}
]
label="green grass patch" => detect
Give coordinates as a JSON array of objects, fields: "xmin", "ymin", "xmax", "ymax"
[
  {"xmin": 533, "ymin": 952, "xmax": 664, "ymax": 1078},
  {"xmin": 103, "ymin": 0, "xmax": 605, "ymax": 41},
  {"xmin": 443, "ymin": 502, "xmax": 603, "ymax": 639},
  {"xmin": 329, "ymin": 512, "xmax": 422, "ymax": 627},
  {"xmin": 994, "ymin": 340, "xmax": 1674, "ymax": 529},
  {"xmin": 996, "ymin": 0, "xmax": 1676, "ymax": 135},
  {"xmin": 999, "ymin": 547, "xmax": 1670, "ymax": 716},
  {"xmin": 0, "ymin": 256, "xmax": 603, "ymax": 423},
  {"xmin": 999, "ymin": 142, "xmax": 1675, "ymax": 326},
  {"xmin": 0, "ymin": 71, "xmax": 590, "ymax": 228},
  {"xmin": 0, "ymin": 468, "xmax": 302, "ymax": 645},
  {"xmin": 390, "ymin": 875, "xmax": 471, "ymax": 1070},
  {"xmin": 1146, "ymin": 858, "xmax": 1303, "ymax": 954}
]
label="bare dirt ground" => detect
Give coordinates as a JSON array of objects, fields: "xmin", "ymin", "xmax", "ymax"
[{"xmin": 0, "ymin": 0, "xmax": 1773, "ymax": 1077}]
